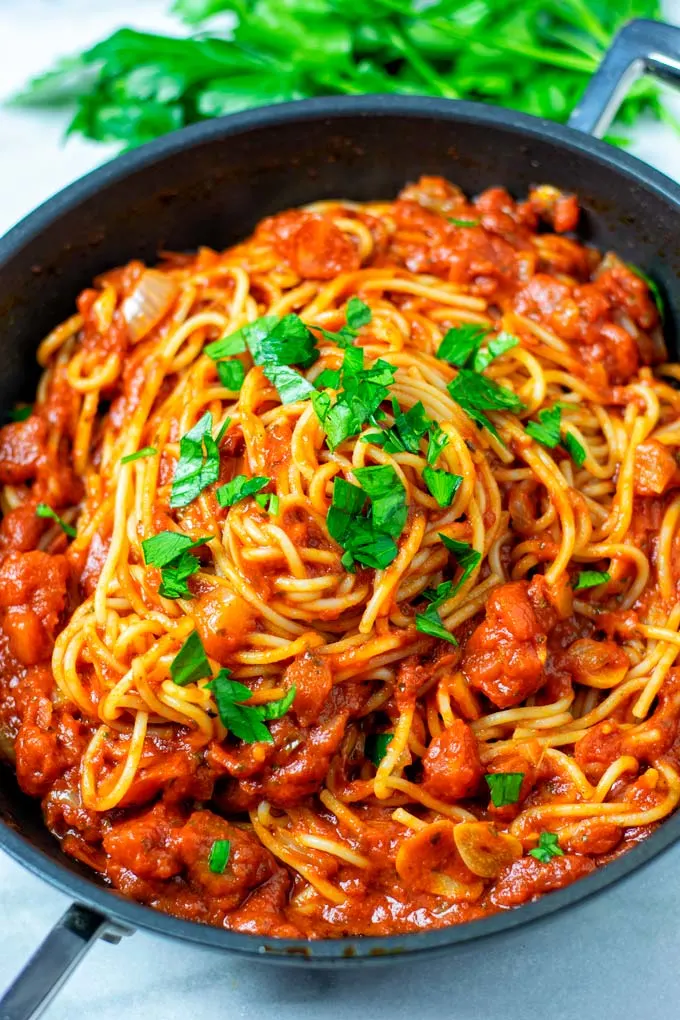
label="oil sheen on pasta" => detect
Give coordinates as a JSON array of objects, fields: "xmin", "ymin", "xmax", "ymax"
[{"xmin": 1, "ymin": 177, "xmax": 680, "ymax": 938}]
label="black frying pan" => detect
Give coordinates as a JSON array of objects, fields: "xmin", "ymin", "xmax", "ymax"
[{"xmin": 2, "ymin": 18, "xmax": 680, "ymax": 1019}]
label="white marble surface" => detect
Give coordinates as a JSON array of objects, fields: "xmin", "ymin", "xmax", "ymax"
[{"xmin": 3, "ymin": 2, "xmax": 680, "ymax": 1017}]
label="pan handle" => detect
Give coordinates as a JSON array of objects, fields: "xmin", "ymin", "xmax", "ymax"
[
  {"xmin": 569, "ymin": 17, "xmax": 680, "ymax": 137},
  {"xmin": 0, "ymin": 903, "xmax": 131, "ymax": 1020}
]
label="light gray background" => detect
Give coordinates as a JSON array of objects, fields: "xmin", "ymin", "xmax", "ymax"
[{"xmin": 2, "ymin": 2, "xmax": 680, "ymax": 1016}]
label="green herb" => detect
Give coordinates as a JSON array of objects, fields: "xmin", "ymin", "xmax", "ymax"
[
  {"xmin": 205, "ymin": 314, "xmax": 318, "ymax": 369},
  {"xmin": 13, "ymin": 6, "xmax": 671, "ymax": 154},
  {"xmin": 422, "ymin": 466, "xmax": 462, "ymax": 507},
  {"xmin": 170, "ymin": 411, "xmax": 227, "ymax": 508},
  {"xmin": 7, "ymin": 406, "xmax": 32, "ymax": 422},
  {"xmin": 35, "ymin": 503, "xmax": 76, "ymax": 538},
  {"xmin": 312, "ymin": 347, "xmax": 396, "ymax": 449},
  {"xmin": 448, "ymin": 217, "xmax": 480, "ymax": 227},
  {"xmin": 314, "ymin": 368, "xmax": 341, "ymax": 390},
  {"xmin": 346, "ymin": 297, "xmax": 372, "ymax": 330},
  {"xmin": 439, "ymin": 533, "xmax": 481, "ymax": 595},
  {"xmin": 563, "ymin": 431, "xmax": 587, "ymax": 466},
  {"xmin": 415, "ymin": 602, "xmax": 458, "ymax": 646},
  {"xmin": 255, "ymin": 491, "xmax": 280, "ymax": 516},
  {"xmin": 426, "ymin": 424, "xmax": 449, "ymax": 466},
  {"xmin": 327, "ymin": 467, "xmax": 406, "ymax": 571},
  {"xmin": 361, "ymin": 399, "xmax": 432, "ymax": 455},
  {"xmin": 525, "ymin": 405, "xmax": 562, "ymax": 448},
  {"xmin": 216, "ymin": 474, "xmax": 270, "ymax": 507},
  {"xmin": 485, "ymin": 772, "xmax": 525, "ymax": 808},
  {"xmin": 437, "ymin": 324, "xmax": 490, "ymax": 367},
  {"xmin": 207, "ymin": 669, "xmax": 295, "ymax": 743},
  {"xmin": 472, "ymin": 331, "xmax": 519, "ymax": 372},
  {"xmin": 208, "ymin": 838, "xmax": 231, "ymax": 874},
  {"xmin": 264, "ymin": 365, "xmax": 316, "ymax": 404},
  {"xmin": 573, "ymin": 570, "xmax": 611, "ymax": 591},
  {"xmin": 366, "ymin": 732, "xmax": 392, "ymax": 767},
  {"xmin": 529, "ymin": 831, "xmax": 564, "ymax": 863},
  {"xmin": 217, "ymin": 359, "xmax": 245, "ymax": 390},
  {"xmin": 448, "ymin": 370, "xmax": 525, "ymax": 439},
  {"xmin": 628, "ymin": 263, "xmax": 664, "ymax": 321},
  {"xmin": 170, "ymin": 630, "xmax": 212, "ymax": 686},
  {"xmin": 141, "ymin": 530, "xmax": 210, "ymax": 600},
  {"xmin": 121, "ymin": 446, "xmax": 158, "ymax": 464},
  {"xmin": 422, "ymin": 581, "xmax": 454, "ymax": 607}
]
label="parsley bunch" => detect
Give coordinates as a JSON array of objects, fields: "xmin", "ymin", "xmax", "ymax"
[
  {"xmin": 11, "ymin": 2, "xmax": 674, "ymax": 150},
  {"xmin": 327, "ymin": 466, "xmax": 407, "ymax": 570}
]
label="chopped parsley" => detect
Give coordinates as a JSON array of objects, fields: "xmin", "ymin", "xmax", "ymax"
[
  {"xmin": 314, "ymin": 297, "xmax": 373, "ymax": 348},
  {"xmin": 426, "ymin": 423, "xmax": 449, "ymax": 466},
  {"xmin": 170, "ymin": 630, "xmax": 212, "ymax": 687},
  {"xmin": 422, "ymin": 466, "xmax": 462, "ymax": 507},
  {"xmin": 529, "ymin": 831, "xmax": 564, "ymax": 863},
  {"xmin": 485, "ymin": 772, "xmax": 525, "ymax": 808},
  {"xmin": 361, "ymin": 399, "xmax": 432, "ymax": 455},
  {"xmin": 141, "ymin": 531, "xmax": 210, "ymax": 600},
  {"xmin": 170, "ymin": 412, "xmax": 229, "ymax": 509},
  {"xmin": 121, "ymin": 446, "xmax": 157, "ymax": 465},
  {"xmin": 439, "ymin": 533, "xmax": 482, "ymax": 595},
  {"xmin": 437, "ymin": 324, "xmax": 490, "ymax": 367},
  {"xmin": 472, "ymin": 331, "xmax": 519, "ymax": 372},
  {"xmin": 327, "ymin": 466, "xmax": 407, "ymax": 571},
  {"xmin": 255, "ymin": 492, "xmax": 280, "ymax": 516},
  {"xmin": 312, "ymin": 346, "xmax": 396, "ymax": 449},
  {"xmin": 205, "ymin": 314, "xmax": 318, "ymax": 369},
  {"xmin": 525, "ymin": 405, "xmax": 562, "ymax": 448},
  {"xmin": 448, "ymin": 370, "xmax": 525, "ymax": 439},
  {"xmin": 216, "ymin": 474, "xmax": 270, "ymax": 508},
  {"xmin": 264, "ymin": 364, "xmax": 316, "ymax": 404},
  {"xmin": 573, "ymin": 570, "xmax": 611, "ymax": 591},
  {"xmin": 415, "ymin": 603, "xmax": 458, "ymax": 645},
  {"xmin": 217, "ymin": 359, "xmax": 245, "ymax": 391},
  {"xmin": 563, "ymin": 431, "xmax": 586, "ymax": 466},
  {"xmin": 448, "ymin": 217, "xmax": 481, "ymax": 227},
  {"xmin": 422, "ymin": 581, "xmax": 454, "ymax": 605},
  {"xmin": 35, "ymin": 503, "xmax": 76, "ymax": 538},
  {"xmin": 7, "ymin": 406, "xmax": 32, "ymax": 422},
  {"xmin": 207, "ymin": 669, "xmax": 296, "ymax": 743},
  {"xmin": 208, "ymin": 839, "xmax": 231, "ymax": 874},
  {"xmin": 365, "ymin": 732, "xmax": 393, "ymax": 766}
]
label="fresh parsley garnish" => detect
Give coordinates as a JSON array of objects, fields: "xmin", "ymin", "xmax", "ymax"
[
  {"xmin": 485, "ymin": 772, "xmax": 525, "ymax": 807},
  {"xmin": 365, "ymin": 732, "xmax": 392, "ymax": 767},
  {"xmin": 314, "ymin": 367, "xmax": 341, "ymax": 389},
  {"xmin": 217, "ymin": 359, "xmax": 245, "ymax": 391},
  {"xmin": 254, "ymin": 492, "xmax": 280, "ymax": 515},
  {"xmin": 529, "ymin": 831, "xmax": 564, "ymax": 863},
  {"xmin": 361, "ymin": 399, "xmax": 432, "ymax": 455},
  {"xmin": 121, "ymin": 446, "xmax": 157, "ymax": 464},
  {"xmin": 327, "ymin": 466, "xmax": 406, "ymax": 570},
  {"xmin": 208, "ymin": 838, "xmax": 231, "ymax": 874},
  {"xmin": 206, "ymin": 313, "xmax": 318, "ymax": 370},
  {"xmin": 141, "ymin": 531, "xmax": 210, "ymax": 600},
  {"xmin": 573, "ymin": 570, "xmax": 611, "ymax": 591},
  {"xmin": 422, "ymin": 581, "xmax": 454, "ymax": 606},
  {"xmin": 437, "ymin": 324, "xmax": 490, "ymax": 367},
  {"xmin": 207, "ymin": 669, "xmax": 296, "ymax": 743},
  {"xmin": 525, "ymin": 405, "xmax": 562, "ymax": 448},
  {"xmin": 264, "ymin": 364, "xmax": 316, "ymax": 404},
  {"xmin": 7, "ymin": 406, "xmax": 32, "ymax": 422},
  {"xmin": 628, "ymin": 263, "xmax": 664, "ymax": 321},
  {"xmin": 563, "ymin": 431, "xmax": 586, "ymax": 466},
  {"xmin": 312, "ymin": 346, "xmax": 396, "ymax": 449},
  {"xmin": 170, "ymin": 630, "xmax": 212, "ymax": 686},
  {"xmin": 439, "ymin": 533, "xmax": 482, "ymax": 594},
  {"xmin": 35, "ymin": 503, "xmax": 76, "ymax": 538},
  {"xmin": 314, "ymin": 296, "xmax": 373, "ymax": 348},
  {"xmin": 170, "ymin": 411, "xmax": 229, "ymax": 508},
  {"xmin": 472, "ymin": 331, "xmax": 519, "ymax": 372},
  {"xmin": 448, "ymin": 217, "xmax": 481, "ymax": 227},
  {"xmin": 216, "ymin": 474, "xmax": 270, "ymax": 508},
  {"xmin": 426, "ymin": 423, "xmax": 449, "ymax": 466},
  {"xmin": 422, "ymin": 466, "xmax": 462, "ymax": 507},
  {"xmin": 415, "ymin": 602, "xmax": 458, "ymax": 645},
  {"xmin": 448, "ymin": 370, "xmax": 525, "ymax": 439}
]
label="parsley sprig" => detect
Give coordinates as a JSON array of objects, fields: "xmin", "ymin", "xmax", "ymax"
[
  {"xmin": 142, "ymin": 530, "xmax": 211, "ymax": 599},
  {"xmin": 525, "ymin": 405, "xmax": 587, "ymax": 466},
  {"xmin": 312, "ymin": 346, "xmax": 396, "ymax": 450},
  {"xmin": 485, "ymin": 772, "xmax": 525, "ymax": 807},
  {"xmin": 327, "ymin": 465, "xmax": 407, "ymax": 570},
  {"xmin": 170, "ymin": 411, "xmax": 229, "ymax": 508},
  {"xmin": 529, "ymin": 832, "xmax": 564, "ymax": 862}
]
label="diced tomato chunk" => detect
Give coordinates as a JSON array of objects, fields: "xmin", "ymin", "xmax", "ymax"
[{"xmin": 421, "ymin": 719, "xmax": 483, "ymax": 802}]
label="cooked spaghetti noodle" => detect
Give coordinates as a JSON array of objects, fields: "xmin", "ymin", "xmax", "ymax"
[{"xmin": 2, "ymin": 176, "xmax": 680, "ymax": 936}]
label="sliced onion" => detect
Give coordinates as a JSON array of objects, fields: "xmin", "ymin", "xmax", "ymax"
[{"xmin": 122, "ymin": 270, "xmax": 178, "ymax": 344}]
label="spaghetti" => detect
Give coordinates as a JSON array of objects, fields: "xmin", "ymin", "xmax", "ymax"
[{"xmin": 2, "ymin": 176, "xmax": 680, "ymax": 937}]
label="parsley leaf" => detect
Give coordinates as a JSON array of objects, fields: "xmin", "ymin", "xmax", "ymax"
[
  {"xmin": 312, "ymin": 347, "xmax": 396, "ymax": 449},
  {"xmin": 437, "ymin": 324, "xmax": 490, "ymax": 367},
  {"xmin": 204, "ymin": 316, "xmax": 275, "ymax": 360},
  {"xmin": 255, "ymin": 492, "xmax": 280, "ymax": 515},
  {"xmin": 314, "ymin": 367, "xmax": 341, "ymax": 389},
  {"xmin": 448, "ymin": 217, "xmax": 481, "ymax": 227},
  {"xmin": 170, "ymin": 411, "xmax": 227, "ymax": 508},
  {"xmin": 7, "ymin": 406, "xmax": 32, "ymax": 422},
  {"xmin": 121, "ymin": 446, "xmax": 157, "ymax": 464},
  {"xmin": 206, "ymin": 314, "xmax": 318, "ymax": 369},
  {"xmin": 485, "ymin": 772, "xmax": 524, "ymax": 807},
  {"xmin": 208, "ymin": 838, "xmax": 231, "ymax": 874},
  {"xmin": 426, "ymin": 423, "xmax": 449, "ymax": 466},
  {"xmin": 573, "ymin": 570, "xmax": 611, "ymax": 591},
  {"xmin": 422, "ymin": 581, "xmax": 454, "ymax": 608},
  {"xmin": 415, "ymin": 603, "xmax": 458, "ymax": 645},
  {"xmin": 327, "ymin": 469, "xmax": 406, "ymax": 571},
  {"xmin": 563, "ymin": 431, "xmax": 586, "ymax": 466},
  {"xmin": 35, "ymin": 503, "xmax": 76, "ymax": 538},
  {"xmin": 525, "ymin": 405, "xmax": 562, "ymax": 448},
  {"xmin": 216, "ymin": 474, "xmax": 270, "ymax": 508},
  {"xmin": 207, "ymin": 669, "xmax": 295, "ymax": 743},
  {"xmin": 529, "ymin": 832, "xmax": 564, "ymax": 863},
  {"xmin": 366, "ymin": 732, "xmax": 392, "ymax": 767},
  {"xmin": 345, "ymin": 297, "xmax": 372, "ymax": 331},
  {"xmin": 353, "ymin": 465, "xmax": 408, "ymax": 539},
  {"xmin": 422, "ymin": 466, "xmax": 462, "ymax": 507},
  {"xmin": 264, "ymin": 364, "xmax": 316, "ymax": 404},
  {"xmin": 217, "ymin": 359, "xmax": 245, "ymax": 390},
  {"xmin": 361, "ymin": 399, "xmax": 432, "ymax": 455},
  {"xmin": 170, "ymin": 630, "xmax": 212, "ymax": 686},
  {"xmin": 141, "ymin": 531, "xmax": 210, "ymax": 600},
  {"xmin": 439, "ymin": 533, "xmax": 482, "ymax": 594},
  {"xmin": 448, "ymin": 369, "xmax": 525, "ymax": 438},
  {"xmin": 472, "ymin": 331, "xmax": 519, "ymax": 372}
]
